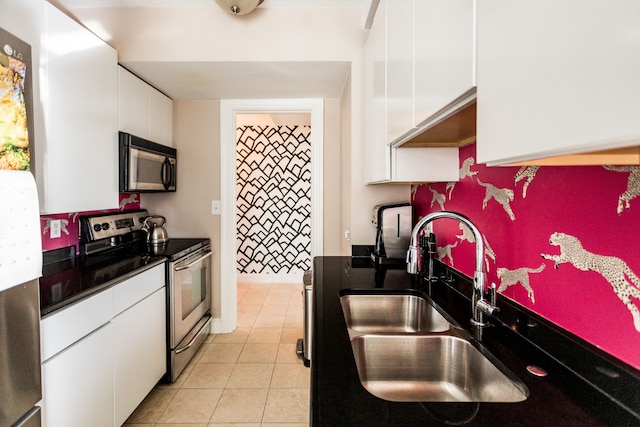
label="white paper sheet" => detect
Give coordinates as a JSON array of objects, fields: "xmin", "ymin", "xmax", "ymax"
[{"xmin": 0, "ymin": 170, "xmax": 43, "ymax": 291}]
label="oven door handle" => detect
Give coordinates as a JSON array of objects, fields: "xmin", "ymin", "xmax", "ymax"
[
  {"xmin": 175, "ymin": 315, "xmax": 212, "ymax": 355},
  {"xmin": 174, "ymin": 250, "xmax": 212, "ymax": 271}
]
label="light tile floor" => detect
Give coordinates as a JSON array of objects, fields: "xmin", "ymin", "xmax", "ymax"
[{"xmin": 124, "ymin": 282, "xmax": 310, "ymax": 427}]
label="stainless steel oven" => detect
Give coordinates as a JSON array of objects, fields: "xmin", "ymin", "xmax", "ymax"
[
  {"xmin": 168, "ymin": 244, "xmax": 212, "ymax": 382},
  {"xmin": 79, "ymin": 210, "xmax": 212, "ymax": 383}
]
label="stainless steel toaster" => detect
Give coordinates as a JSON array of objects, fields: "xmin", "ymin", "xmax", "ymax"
[{"xmin": 372, "ymin": 203, "xmax": 412, "ymax": 260}]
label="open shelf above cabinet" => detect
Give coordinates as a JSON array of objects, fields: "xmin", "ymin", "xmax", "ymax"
[{"xmin": 397, "ymin": 99, "xmax": 476, "ymax": 148}]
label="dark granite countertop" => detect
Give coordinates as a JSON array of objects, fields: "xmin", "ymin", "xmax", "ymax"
[
  {"xmin": 310, "ymin": 256, "xmax": 640, "ymax": 426},
  {"xmin": 40, "ymin": 246, "xmax": 166, "ymax": 317}
]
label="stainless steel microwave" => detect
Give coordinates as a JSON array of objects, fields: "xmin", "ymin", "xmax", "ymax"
[{"xmin": 119, "ymin": 132, "xmax": 176, "ymax": 192}]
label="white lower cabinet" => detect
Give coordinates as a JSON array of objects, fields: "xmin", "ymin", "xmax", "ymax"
[
  {"xmin": 42, "ymin": 324, "xmax": 115, "ymax": 427},
  {"xmin": 114, "ymin": 288, "xmax": 166, "ymax": 426},
  {"xmin": 41, "ymin": 265, "xmax": 166, "ymax": 427}
]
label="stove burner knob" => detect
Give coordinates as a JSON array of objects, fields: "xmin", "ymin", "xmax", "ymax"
[
  {"xmin": 101, "ymin": 223, "xmax": 110, "ymax": 230},
  {"xmin": 93, "ymin": 224, "xmax": 101, "ymax": 232}
]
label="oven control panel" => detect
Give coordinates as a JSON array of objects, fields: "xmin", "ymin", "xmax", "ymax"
[{"xmin": 81, "ymin": 210, "xmax": 149, "ymax": 242}]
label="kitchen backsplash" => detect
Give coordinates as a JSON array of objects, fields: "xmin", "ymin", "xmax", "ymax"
[
  {"xmin": 412, "ymin": 143, "xmax": 640, "ymax": 370},
  {"xmin": 40, "ymin": 194, "xmax": 141, "ymax": 253}
]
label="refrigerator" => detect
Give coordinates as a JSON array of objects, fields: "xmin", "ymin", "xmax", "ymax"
[{"xmin": 0, "ymin": 171, "xmax": 43, "ymax": 427}]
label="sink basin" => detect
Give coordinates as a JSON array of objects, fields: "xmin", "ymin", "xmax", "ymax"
[
  {"xmin": 340, "ymin": 291, "xmax": 451, "ymax": 336},
  {"xmin": 350, "ymin": 334, "xmax": 529, "ymax": 403}
]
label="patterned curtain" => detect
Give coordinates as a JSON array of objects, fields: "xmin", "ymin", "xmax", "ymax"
[{"xmin": 236, "ymin": 125, "xmax": 312, "ymax": 274}]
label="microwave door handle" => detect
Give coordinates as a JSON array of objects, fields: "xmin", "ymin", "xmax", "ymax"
[
  {"xmin": 168, "ymin": 159, "xmax": 174, "ymax": 189},
  {"xmin": 161, "ymin": 158, "xmax": 171, "ymax": 189},
  {"xmin": 174, "ymin": 251, "xmax": 213, "ymax": 271}
]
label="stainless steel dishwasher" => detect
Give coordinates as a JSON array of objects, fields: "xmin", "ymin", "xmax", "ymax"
[{"xmin": 297, "ymin": 270, "xmax": 313, "ymax": 367}]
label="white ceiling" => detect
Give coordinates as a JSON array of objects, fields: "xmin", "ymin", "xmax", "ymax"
[
  {"xmin": 55, "ymin": 0, "xmax": 365, "ymax": 8},
  {"xmin": 122, "ymin": 61, "xmax": 351, "ymax": 100},
  {"xmin": 52, "ymin": 0, "xmax": 367, "ymax": 99}
]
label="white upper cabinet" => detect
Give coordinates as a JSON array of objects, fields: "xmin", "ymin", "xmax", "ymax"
[
  {"xmin": 118, "ymin": 66, "xmax": 173, "ymax": 146},
  {"xmin": 386, "ymin": 0, "xmax": 476, "ymax": 147},
  {"xmin": 414, "ymin": 0, "xmax": 475, "ymax": 130},
  {"xmin": 386, "ymin": 0, "xmax": 414, "ymax": 143},
  {"xmin": 364, "ymin": 0, "xmax": 460, "ymax": 183},
  {"xmin": 476, "ymin": 0, "xmax": 640, "ymax": 165},
  {"xmin": 40, "ymin": 3, "xmax": 118, "ymax": 213},
  {"xmin": 118, "ymin": 66, "xmax": 149, "ymax": 139},
  {"xmin": 363, "ymin": 0, "xmax": 390, "ymax": 183},
  {"xmin": 148, "ymin": 88, "xmax": 173, "ymax": 146}
]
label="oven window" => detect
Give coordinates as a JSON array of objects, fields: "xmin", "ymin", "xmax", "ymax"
[{"xmin": 181, "ymin": 266, "xmax": 207, "ymax": 320}]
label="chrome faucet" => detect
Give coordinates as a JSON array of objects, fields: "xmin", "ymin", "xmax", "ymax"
[{"xmin": 406, "ymin": 211, "xmax": 499, "ymax": 339}]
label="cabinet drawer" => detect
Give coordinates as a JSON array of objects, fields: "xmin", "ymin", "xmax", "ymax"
[
  {"xmin": 41, "ymin": 288, "xmax": 113, "ymax": 362},
  {"xmin": 42, "ymin": 323, "xmax": 114, "ymax": 427},
  {"xmin": 113, "ymin": 264, "xmax": 165, "ymax": 316}
]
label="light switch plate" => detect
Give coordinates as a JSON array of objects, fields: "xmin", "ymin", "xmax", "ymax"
[{"xmin": 211, "ymin": 200, "xmax": 221, "ymax": 215}]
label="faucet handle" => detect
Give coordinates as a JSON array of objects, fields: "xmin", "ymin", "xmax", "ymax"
[{"xmin": 488, "ymin": 282, "xmax": 500, "ymax": 313}]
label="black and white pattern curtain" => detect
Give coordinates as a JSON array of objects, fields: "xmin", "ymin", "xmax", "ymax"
[{"xmin": 236, "ymin": 125, "xmax": 312, "ymax": 274}]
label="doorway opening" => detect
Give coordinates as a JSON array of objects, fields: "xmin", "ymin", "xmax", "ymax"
[
  {"xmin": 216, "ymin": 99, "xmax": 323, "ymax": 333},
  {"xmin": 236, "ymin": 113, "xmax": 313, "ymax": 283}
]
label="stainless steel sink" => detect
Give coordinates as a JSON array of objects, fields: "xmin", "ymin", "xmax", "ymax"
[
  {"xmin": 340, "ymin": 292, "xmax": 451, "ymax": 336},
  {"xmin": 350, "ymin": 334, "xmax": 529, "ymax": 403}
]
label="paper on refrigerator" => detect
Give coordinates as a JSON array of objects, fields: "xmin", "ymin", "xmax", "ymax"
[{"xmin": 0, "ymin": 170, "xmax": 42, "ymax": 290}]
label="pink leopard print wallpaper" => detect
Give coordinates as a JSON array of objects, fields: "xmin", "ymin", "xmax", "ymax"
[
  {"xmin": 412, "ymin": 143, "xmax": 640, "ymax": 369},
  {"xmin": 40, "ymin": 193, "xmax": 141, "ymax": 253}
]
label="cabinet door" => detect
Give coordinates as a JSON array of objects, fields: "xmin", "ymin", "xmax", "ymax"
[
  {"xmin": 149, "ymin": 89, "xmax": 173, "ymax": 147},
  {"xmin": 392, "ymin": 146, "xmax": 459, "ymax": 182},
  {"xmin": 118, "ymin": 66, "xmax": 149, "ymax": 138},
  {"xmin": 386, "ymin": 0, "xmax": 414, "ymax": 144},
  {"xmin": 114, "ymin": 288, "xmax": 166, "ymax": 426},
  {"xmin": 476, "ymin": 0, "xmax": 640, "ymax": 165},
  {"xmin": 414, "ymin": 0, "xmax": 475, "ymax": 126},
  {"xmin": 42, "ymin": 323, "xmax": 114, "ymax": 427},
  {"xmin": 40, "ymin": 3, "xmax": 118, "ymax": 213},
  {"xmin": 364, "ymin": 0, "xmax": 390, "ymax": 183}
]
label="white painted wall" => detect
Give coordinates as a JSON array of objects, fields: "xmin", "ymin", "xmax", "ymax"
[{"xmin": 142, "ymin": 100, "xmax": 222, "ymax": 317}]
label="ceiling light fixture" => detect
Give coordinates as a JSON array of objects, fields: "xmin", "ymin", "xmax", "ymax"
[{"xmin": 215, "ymin": 0, "xmax": 264, "ymax": 16}]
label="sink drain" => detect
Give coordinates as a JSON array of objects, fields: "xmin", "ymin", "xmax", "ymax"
[{"xmin": 526, "ymin": 365, "xmax": 548, "ymax": 377}]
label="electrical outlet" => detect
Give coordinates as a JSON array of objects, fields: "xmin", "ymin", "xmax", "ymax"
[
  {"xmin": 50, "ymin": 219, "xmax": 61, "ymax": 239},
  {"xmin": 211, "ymin": 200, "xmax": 221, "ymax": 215}
]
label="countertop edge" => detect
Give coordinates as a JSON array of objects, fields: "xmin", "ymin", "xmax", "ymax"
[{"xmin": 40, "ymin": 257, "xmax": 166, "ymax": 317}]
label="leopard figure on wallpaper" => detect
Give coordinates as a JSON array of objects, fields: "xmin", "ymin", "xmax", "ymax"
[
  {"xmin": 483, "ymin": 234, "xmax": 497, "ymax": 272},
  {"xmin": 446, "ymin": 182, "xmax": 456, "ymax": 199},
  {"xmin": 541, "ymin": 232, "xmax": 640, "ymax": 332},
  {"xmin": 477, "ymin": 179, "xmax": 516, "ymax": 221},
  {"xmin": 437, "ymin": 241, "xmax": 458, "ymax": 266},
  {"xmin": 514, "ymin": 166, "xmax": 540, "ymax": 199},
  {"xmin": 497, "ymin": 263, "xmax": 545, "ymax": 304},
  {"xmin": 429, "ymin": 186, "xmax": 446, "ymax": 210},
  {"xmin": 459, "ymin": 157, "xmax": 478, "ymax": 180},
  {"xmin": 603, "ymin": 166, "xmax": 640, "ymax": 215},
  {"xmin": 455, "ymin": 224, "xmax": 496, "ymax": 272}
]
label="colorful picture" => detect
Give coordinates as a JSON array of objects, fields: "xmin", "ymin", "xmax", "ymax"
[{"xmin": 0, "ymin": 28, "xmax": 34, "ymax": 172}]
